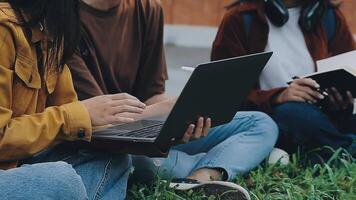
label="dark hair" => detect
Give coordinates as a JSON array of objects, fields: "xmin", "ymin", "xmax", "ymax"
[{"xmin": 9, "ymin": 0, "xmax": 80, "ymax": 70}]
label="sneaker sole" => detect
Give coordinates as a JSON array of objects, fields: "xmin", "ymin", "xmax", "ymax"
[{"xmin": 170, "ymin": 181, "xmax": 251, "ymax": 200}]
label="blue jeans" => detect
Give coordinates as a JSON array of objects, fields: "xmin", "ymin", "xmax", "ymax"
[
  {"xmin": 0, "ymin": 162, "xmax": 88, "ymax": 199},
  {"xmin": 272, "ymin": 102, "xmax": 355, "ymax": 155},
  {"xmin": 131, "ymin": 112, "xmax": 278, "ymax": 182},
  {"xmin": 1, "ymin": 147, "xmax": 132, "ymax": 200}
]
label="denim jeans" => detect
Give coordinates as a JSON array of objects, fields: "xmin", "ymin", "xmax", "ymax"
[
  {"xmin": 131, "ymin": 112, "xmax": 278, "ymax": 182},
  {"xmin": 1, "ymin": 146, "xmax": 132, "ymax": 200},
  {"xmin": 272, "ymin": 102, "xmax": 355, "ymax": 155},
  {"xmin": 0, "ymin": 162, "xmax": 88, "ymax": 200}
]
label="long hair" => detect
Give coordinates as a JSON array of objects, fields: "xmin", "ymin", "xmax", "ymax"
[{"xmin": 8, "ymin": 0, "xmax": 80, "ymax": 71}]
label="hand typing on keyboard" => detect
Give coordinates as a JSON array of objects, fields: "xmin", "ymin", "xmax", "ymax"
[
  {"xmin": 179, "ymin": 117, "xmax": 212, "ymax": 144},
  {"xmin": 81, "ymin": 93, "xmax": 146, "ymax": 126}
]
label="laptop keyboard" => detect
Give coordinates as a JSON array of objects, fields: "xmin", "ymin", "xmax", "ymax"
[{"xmin": 113, "ymin": 123, "xmax": 164, "ymax": 138}]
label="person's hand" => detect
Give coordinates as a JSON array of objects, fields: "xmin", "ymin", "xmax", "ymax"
[
  {"xmin": 117, "ymin": 97, "xmax": 178, "ymax": 121},
  {"xmin": 324, "ymin": 88, "xmax": 354, "ymax": 117},
  {"xmin": 179, "ymin": 117, "xmax": 212, "ymax": 144},
  {"xmin": 81, "ymin": 93, "xmax": 146, "ymax": 126},
  {"xmin": 274, "ymin": 78, "xmax": 325, "ymax": 104}
]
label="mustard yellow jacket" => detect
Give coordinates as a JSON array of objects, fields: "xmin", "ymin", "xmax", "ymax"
[{"xmin": 0, "ymin": 3, "xmax": 92, "ymax": 169}]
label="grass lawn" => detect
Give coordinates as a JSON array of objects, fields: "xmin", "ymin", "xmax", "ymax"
[{"xmin": 127, "ymin": 149, "xmax": 356, "ymax": 200}]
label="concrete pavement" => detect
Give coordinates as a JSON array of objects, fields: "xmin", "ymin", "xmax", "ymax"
[{"xmin": 165, "ymin": 45, "xmax": 211, "ymax": 96}]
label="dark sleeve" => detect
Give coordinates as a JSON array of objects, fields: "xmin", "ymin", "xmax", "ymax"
[
  {"xmin": 211, "ymin": 10, "xmax": 249, "ymax": 60},
  {"xmin": 329, "ymin": 8, "xmax": 356, "ymax": 56},
  {"xmin": 211, "ymin": 10, "xmax": 285, "ymax": 114},
  {"xmin": 66, "ymin": 52, "xmax": 104, "ymax": 100},
  {"xmin": 133, "ymin": 0, "xmax": 168, "ymax": 102}
]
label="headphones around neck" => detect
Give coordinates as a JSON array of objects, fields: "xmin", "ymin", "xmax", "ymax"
[{"xmin": 264, "ymin": 0, "xmax": 327, "ymax": 32}]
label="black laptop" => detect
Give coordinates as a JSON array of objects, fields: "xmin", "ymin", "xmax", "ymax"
[{"xmin": 85, "ymin": 52, "xmax": 272, "ymax": 157}]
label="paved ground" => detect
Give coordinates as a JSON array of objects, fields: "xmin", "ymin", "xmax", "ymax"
[{"xmin": 165, "ymin": 45, "xmax": 211, "ymax": 96}]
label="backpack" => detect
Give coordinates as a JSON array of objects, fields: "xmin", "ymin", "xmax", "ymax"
[{"xmin": 242, "ymin": 6, "xmax": 336, "ymax": 42}]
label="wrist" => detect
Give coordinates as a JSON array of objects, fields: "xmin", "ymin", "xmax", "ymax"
[{"xmin": 272, "ymin": 92, "xmax": 284, "ymax": 105}]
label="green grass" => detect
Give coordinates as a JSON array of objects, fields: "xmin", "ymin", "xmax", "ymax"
[{"xmin": 127, "ymin": 149, "xmax": 356, "ymax": 200}]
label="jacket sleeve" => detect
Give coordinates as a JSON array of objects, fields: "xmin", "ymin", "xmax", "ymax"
[
  {"xmin": 328, "ymin": 8, "xmax": 356, "ymax": 55},
  {"xmin": 211, "ymin": 10, "xmax": 285, "ymax": 113},
  {"xmin": 0, "ymin": 23, "xmax": 92, "ymax": 162}
]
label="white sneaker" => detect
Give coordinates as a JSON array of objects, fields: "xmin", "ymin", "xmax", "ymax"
[
  {"xmin": 169, "ymin": 178, "xmax": 251, "ymax": 200},
  {"xmin": 268, "ymin": 148, "xmax": 290, "ymax": 165}
]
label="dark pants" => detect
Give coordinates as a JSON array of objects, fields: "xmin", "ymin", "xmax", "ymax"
[{"xmin": 272, "ymin": 102, "xmax": 355, "ymax": 157}]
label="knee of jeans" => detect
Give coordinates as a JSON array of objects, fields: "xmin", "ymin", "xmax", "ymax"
[
  {"xmin": 42, "ymin": 162, "xmax": 88, "ymax": 199},
  {"xmin": 251, "ymin": 112, "xmax": 279, "ymax": 144},
  {"xmin": 273, "ymin": 102, "xmax": 316, "ymax": 118},
  {"xmin": 273, "ymin": 102, "xmax": 323, "ymax": 131}
]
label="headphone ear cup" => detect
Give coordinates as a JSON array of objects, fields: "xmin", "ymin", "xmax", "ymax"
[
  {"xmin": 265, "ymin": 0, "xmax": 289, "ymax": 27},
  {"xmin": 299, "ymin": 0, "xmax": 327, "ymax": 32}
]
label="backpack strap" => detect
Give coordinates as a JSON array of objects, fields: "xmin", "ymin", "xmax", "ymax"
[
  {"xmin": 232, "ymin": 0, "xmax": 253, "ymax": 36},
  {"xmin": 242, "ymin": 11, "xmax": 253, "ymax": 36},
  {"xmin": 323, "ymin": 6, "xmax": 336, "ymax": 42}
]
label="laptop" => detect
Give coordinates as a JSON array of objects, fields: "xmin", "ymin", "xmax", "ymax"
[{"xmin": 86, "ymin": 52, "xmax": 272, "ymax": 157}]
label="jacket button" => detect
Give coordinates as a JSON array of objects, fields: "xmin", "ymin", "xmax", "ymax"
[{"xmin": 77, "ymin": 129, "xmax": 86, "ymax": 138}]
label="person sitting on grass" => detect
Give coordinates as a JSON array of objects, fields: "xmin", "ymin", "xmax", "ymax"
[
  {"xmin": 0, "ymin": 0, "xmax": 147, "ymax": 199},
  {"xmin": 0, "ymin": 1, "xmax": 205, "ymax": 200},
  {"xmin": 212, "ymin": 0, "xmax": 356, "ymax": 161},
  {"xmin": 67, "ymin": 0, "xmax": 279, "ymax": 199}
]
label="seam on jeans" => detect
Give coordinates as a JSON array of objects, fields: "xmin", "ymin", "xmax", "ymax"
[
  {"xmin": 94, "ymin": 156, "xmax": 113, "ymax": 200},
  {"xmin": 194, "ymin": 115, "xmax": 260, "ymax": 180},
  {"xmin": 233, "ymin": 115, "xmax": 255, "ymax": 133},
  {"xmin": 195, "ymin": 133, "xmax": 246, "ymax": 180},
  {"xmin": 234, "ymin": 115, "xmax": 259, "ymax": 138},
  {"xmin": 208, "ymin": 115, "xmax": 255, "ymax": 145}
]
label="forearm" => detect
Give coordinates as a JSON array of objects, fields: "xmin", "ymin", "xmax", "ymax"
[
  {"xmin": 123, "ymin": 96, "xmax": 177, "ymax": 121},
  {"xmin": 144, "ymin": 93, "xmax": 172, "ymax": 105},
  {"xmin": 140, "ymin": 99, "xmax": 176, "ymax": 120}
]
